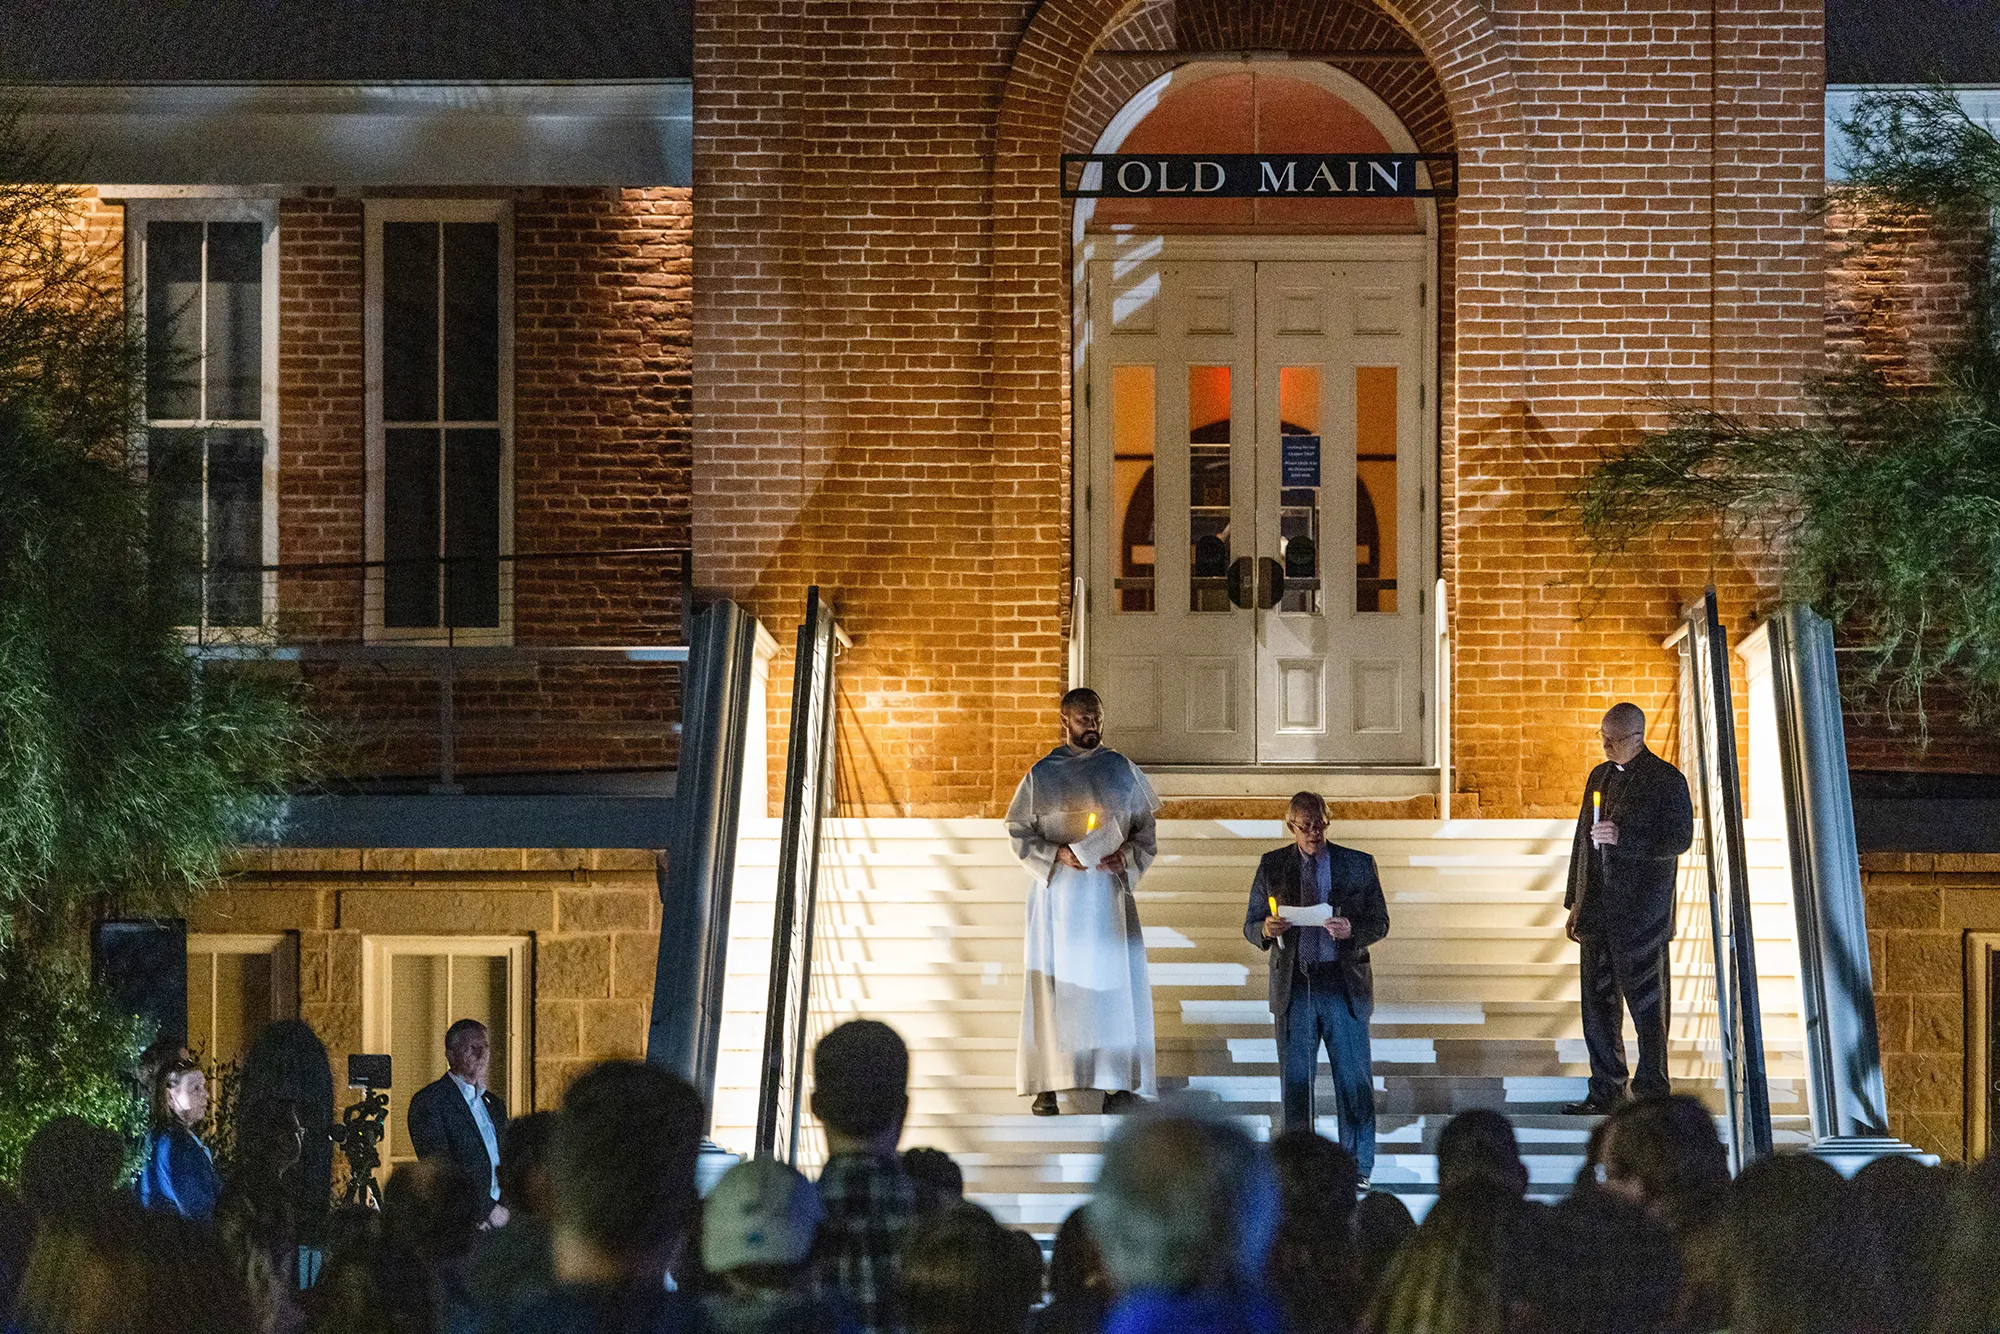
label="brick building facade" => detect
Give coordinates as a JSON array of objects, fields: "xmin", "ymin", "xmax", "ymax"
[
  {"xmin": 59, "ymin": 164, "xmax": 697, "ymax": 1125},
  {"xmin": 275, "ymin": 187, "xmax": 694, "ymax": 782},
  {"xmin": 18, "ymin": 0, "xmax": 2000, "ymax": 1163},
  {"xmin": 694, "ymin": 0, "xmax": 1822, "ymax": 819}
]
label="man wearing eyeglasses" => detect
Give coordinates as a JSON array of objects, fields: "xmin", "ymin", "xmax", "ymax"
[
  {"xmin": 1562, "ymin": 702, "xmax": 1694, "ymax": 1116},
  {"xmin": 1244, "ymin": 791, "xmax": 1389, "ymax": 1182}
]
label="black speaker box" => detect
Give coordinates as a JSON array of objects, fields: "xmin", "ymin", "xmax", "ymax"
[{"xmin": 93, "ymin": 918, "xmax": 188, "ymax": 1049}]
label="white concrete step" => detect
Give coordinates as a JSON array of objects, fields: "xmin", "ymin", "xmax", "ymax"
[{"xmin": 711, "ymin": 817, "xmax": 1809, "ymax": 1235}]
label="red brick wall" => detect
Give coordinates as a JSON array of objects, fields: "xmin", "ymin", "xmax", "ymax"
[
  {"xmin": 85, "ymin": 185, "xmax": 693, "ymax": 784},
  {"xmin": 1826, "ymin": 194, "xmax": 1989, "ymax": 390},
  {"xmin": 696, "ymin": 0, "xmax": 1822, "ymax": 817},
  {"xmin": 694, "ymin": 1, "xmax": 1027, "ymax": 816},
  {"xmin": 276, "ymin": 188, "xmax": 695, "ymax": 781},
  {"xmin": 1824, "ymin": 194, "xmax": 2000, "ymax": 776},
  {"xmin": 278, "ymin": 192, "xmax": 369, "ymax": 641}
]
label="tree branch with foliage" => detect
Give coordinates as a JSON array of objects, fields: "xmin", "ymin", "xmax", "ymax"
[
  {"xmin": 1575, "ymin": 86, "xmax": 2000, "ymax": 732},
  {"xmin": 0, "ymin": 115, "xmax": 317, "ymax": 947},
  {"xmin": 0, "ymin": 109, "xmax": 319, "ymax": 1167}
]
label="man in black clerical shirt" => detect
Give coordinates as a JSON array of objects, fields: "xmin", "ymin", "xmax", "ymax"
[
  {"xmin": 1244, "ymin": 791, "xmax": 1389, "ymax": 1181},
  {"xmin": 1562, "ymin": 702, "xmax": 1694, "ymax": 1115}
]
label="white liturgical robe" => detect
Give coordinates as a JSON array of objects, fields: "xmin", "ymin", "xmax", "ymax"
[{"xmin": 1006, "ymin": 743, "xmax": 1160, "ymax": 1097}]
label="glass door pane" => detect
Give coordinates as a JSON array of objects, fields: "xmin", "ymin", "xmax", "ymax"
[
  {"xmin": 1187, "ymin": 365, "xmax": 1233, "ymax": 612},
  {"xmin": 1989, "ymin": 949, "xmax": 2000, "ymax": 1156},
  {"xmin": 389, "ymin": 954, "xmax": 451, "ymax": 1161},
  {"xmin": 1110, "ymin": 365, "xmax": 1157, "ymax": 612},
  {"xmin": 450, "ymin": 954, "xmax": 511, "ymax": 1114},
  {"xmin": 1276, "ymin": 366, "xmax": 1322, "ymax": 614},
  {"xmin": 1355, "ymin": 366, "xmax": 1399, "ymax": 614},
  {"xmin": 211, "ymin": 951, "xmax": 273, "ymax": 1069},
  {"xmin": 187, "ymin": 951, "xmax": 216, "ymax": 1063}
]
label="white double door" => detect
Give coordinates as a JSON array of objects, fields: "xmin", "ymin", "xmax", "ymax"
[{"xmin": 1085, "ymin": 244, "xmax": 1430, "ymax": 765}]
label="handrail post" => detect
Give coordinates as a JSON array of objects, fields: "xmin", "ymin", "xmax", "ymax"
[
  {"xmin": 648, "ymin": 599, "xmax": 758, "ymax": 1124},
  {"xmin": 1682, "ymin": 588, "xmax": 1773, "ymax": 1168},
  {"xmin": 1769, "ymin": 604, "xmax": 1935, "ymax": 1171},
  {"xmin": 757, "ymin": 587, "xmax": 841, "ymax": 1164},
  {"xmin": 1435, "ymin": 576, "xmax": 1450, "ymax": 820}
]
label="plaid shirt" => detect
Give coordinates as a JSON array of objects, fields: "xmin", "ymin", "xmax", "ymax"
[{"xmin": 814, "ymin": 1150, "xmax": 917, "ymax": 1334}]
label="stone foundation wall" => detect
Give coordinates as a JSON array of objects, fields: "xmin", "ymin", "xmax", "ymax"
[
  {"xmin": 1862, "ymin": 851, "xmax": 2000, "ymax": 1160},
  {"xmin": 201, "ymin": 847, "xmax": 664, "ymax": 1118}
]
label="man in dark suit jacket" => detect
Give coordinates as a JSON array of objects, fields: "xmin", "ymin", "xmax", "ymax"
[
  {"xmin": 407, "ymin": 1018, "xmax": 506, "ymax": 1207},
  {"xmin": 1243, "ymin": 791, "xmax": 1390, "ymax": 1180},
  {"xmin": 1562, "ymin": 702, "xmax": 1695, "ymax": 1114}
]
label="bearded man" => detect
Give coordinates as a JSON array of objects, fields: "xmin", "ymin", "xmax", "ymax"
[{"xmin": 1006, "ymin": 687, "xmax": 1160, "ymax": 1116}]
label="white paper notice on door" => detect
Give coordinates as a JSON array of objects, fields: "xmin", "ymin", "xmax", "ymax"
[{"xmin": 1277, "ymin": 903, "xmax": 1334, "ymax": 927}]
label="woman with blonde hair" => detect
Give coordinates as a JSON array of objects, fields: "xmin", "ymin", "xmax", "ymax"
[
  {"xmin": 1359, "ymin": 1182, "xmax": 1520, "ymax": 1334},
  {"xmin": 12, "ymin": 1199, "xmax": 256, "ymax": 1334}
]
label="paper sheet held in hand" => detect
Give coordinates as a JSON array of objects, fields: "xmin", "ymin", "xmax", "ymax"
[
  {"xmin": 1277, "ymin": 903, "xmax": 1334, "ymax": 927},
  {"xmin": 1070, "ymin": 816, "xmax": 1125, "ymax": 867}
]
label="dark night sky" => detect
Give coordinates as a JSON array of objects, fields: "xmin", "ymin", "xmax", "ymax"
[
  {"xmin": 0, "ymin": 0, "xmax": 1989, "ymax": 87},
  {"xmin": 0, "ymin": 1, "xmax": 690, "ymax": 82},
  {"xmin": 1828, "ymin": 0, "xmax": 2000, "ymax": 82}
]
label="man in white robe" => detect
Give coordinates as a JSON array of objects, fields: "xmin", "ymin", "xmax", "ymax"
[{"xmin": 1006, "ymin": 687, "xmax": 1160, "ymax": 1116}]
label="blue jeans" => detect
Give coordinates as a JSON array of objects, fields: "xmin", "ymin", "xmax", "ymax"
[{"xmin": 1278, "ymin": 966, "xmax": 1375, "ymax": 1177}]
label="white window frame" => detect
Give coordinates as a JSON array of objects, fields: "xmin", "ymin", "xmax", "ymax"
[
  {"xmin": 360, "ymin": 934, "xmax": 533, "ymax": 1162},
  {"xmin": 124, "ymin": 197, "xmax": 281, "ymax": 639},
  {"xmin": 363, "ymin": 199, "xmax": 516, "ymax": 646},
  {"xmin": 185, "ymin": 931, "xmax": 300, "ymax": 1064}
]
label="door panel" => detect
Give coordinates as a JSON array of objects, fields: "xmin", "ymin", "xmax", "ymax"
[
  {"xmin": 1091, "ymin": 260, "xmax": 1257, "ymax": 763},
  {"xmin": 1088, "ymin": 252, "xmax": 1426, "ymax": 766},
  {"xmin": 1253, "ymin": 261, "xmax": 1426, "ymax": 763}
]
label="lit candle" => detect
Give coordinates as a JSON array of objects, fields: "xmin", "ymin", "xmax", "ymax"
[
  {"xmin": 1592, "ymin": 790, "xmax": 1601, "ymax": 825},
  {"xmin": 1268, "ymin": 895, "xmax": 1279, "ymax": 917},
  {"xmin": 1085, "ymin": 812, "xmax": 1097, "ymax": 833}
]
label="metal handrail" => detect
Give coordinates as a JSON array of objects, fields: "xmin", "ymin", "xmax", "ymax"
[
  {"xmin": 176, "ymin": 546, "xmax": 694, "ymax": 651},
  {"xmin": 1680, "ymin": 588, "xmax": 1773, "ymax": 1168},
  {"xmin": 1768, "ymin": 605, "xmax": 1893, "ymax": 1141},
  {"xmin": 757, "ymin": 587, "xmax": 842, "ymax": 1163},
  {"xmin": 648, "ymin": 599, "xmax": 760, "ymax": 1123},
  {"xmin": 182, "ymin": 546, "xmax": 694, "ymax": 790},
  {"xmin": 188, "ymin": 643, "xmax": 689, "ymax": 664}
]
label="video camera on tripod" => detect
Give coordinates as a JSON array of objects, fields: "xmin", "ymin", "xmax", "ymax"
[{"xmin": 329, "ymin": 1054, "xmax": 392, "ymax": 1210}]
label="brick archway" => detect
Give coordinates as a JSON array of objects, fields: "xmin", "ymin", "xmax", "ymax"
[{"xmin": 985, "ymin": 0, "xmax": 1532, "ymax": 803}]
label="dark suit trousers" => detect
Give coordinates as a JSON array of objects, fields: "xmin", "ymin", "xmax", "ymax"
[
  {"xmin": 1278, "ymin": 963, "xmax": 1375, "ymax": 1176},
  {"xmin": 1579, "ymin": 932, "xmax": 1672, "ymax": 1103}
]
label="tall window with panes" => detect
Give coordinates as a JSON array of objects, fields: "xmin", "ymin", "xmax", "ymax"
[
  {"xmin": 368, "ymin": 204, "xmax": 510, "ymax": 636},
  {"xmin": 142, "ymin": 216, "xmax": 271, "ymax": 629}
]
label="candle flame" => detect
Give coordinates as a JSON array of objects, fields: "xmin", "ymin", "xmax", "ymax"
[{"xmin": 1085, "ymin": 812, "xmax": 1097, "ymax": 832}]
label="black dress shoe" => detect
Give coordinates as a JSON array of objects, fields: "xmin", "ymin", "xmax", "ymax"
[
  {"xmin": 1562, "ymin": 1097, "xmax": 1622, "ymax": 1116},
  {"xmin": 1102, "ymin": 1090, "xmax": 1144, "ymax": 1115},
  {"xmin": 1031, "ymin": 1092, "xmax": 1059, "ymax": 1116}
]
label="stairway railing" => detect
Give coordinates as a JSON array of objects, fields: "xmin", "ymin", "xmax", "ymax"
[
  {"xmin": 1766, "ymin": 605, "xmax": 1936, "ymax": 1170},
  {"xmin": 757, "ymin": 587, "xmax": 844, "ymax": 1163},
  {"xmin": 647, "ymin": 599, "xmax": 760, "ymax": 1121},
  {"xmin": 1678, "ymin": 588, "xmax": 1774, "ymax": 1168}
]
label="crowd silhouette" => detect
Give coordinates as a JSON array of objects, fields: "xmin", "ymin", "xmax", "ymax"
[{"xmin": 1, "ymin": 1016, "xmax": 1995, "ymax": 1334}]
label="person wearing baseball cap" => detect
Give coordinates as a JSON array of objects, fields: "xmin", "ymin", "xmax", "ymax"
[{"xmin": 702, "ymin": 1158, "xmax": 855, "ymax": 1334}]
